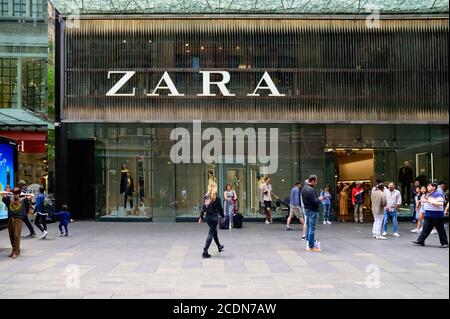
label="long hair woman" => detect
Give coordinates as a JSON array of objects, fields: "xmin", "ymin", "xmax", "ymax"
[
  {"xmin": 199, "ymin": 184, "xmax": 225, "ymax": 258},
  {"xmin": 224, "ymin": 184, "xmax": 237, "ymax": 229}
]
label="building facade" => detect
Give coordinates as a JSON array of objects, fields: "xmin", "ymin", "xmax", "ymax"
[
  {"xmin": 53, "ymin": 2, "xmax": 449, "ymax": 221},
  {"xmin": 0, "ymin": 0, "xmax": 49, "ymax": 189}
]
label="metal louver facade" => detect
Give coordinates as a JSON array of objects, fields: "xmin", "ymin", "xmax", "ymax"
[{"xmin": 60, "ymin": 16, "xmax": 449, "ymax": 123}]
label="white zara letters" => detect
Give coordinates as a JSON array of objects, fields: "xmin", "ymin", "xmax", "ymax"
[{"xmin": 106, "ymin": 71, "xmax": 284, "ymax": 97}]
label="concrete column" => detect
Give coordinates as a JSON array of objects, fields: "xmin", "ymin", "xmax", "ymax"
[{"xmin": 17, "ymin": 56, "xmax": 23, "ymax": 109}]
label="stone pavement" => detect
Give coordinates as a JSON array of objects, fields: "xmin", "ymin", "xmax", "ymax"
[{"xmin": 0, "ymin": 221, "xmax": 448, "ymax": 299}]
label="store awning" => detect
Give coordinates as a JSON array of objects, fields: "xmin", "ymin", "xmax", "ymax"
[{"xmin": 0, "ymin": 131, "xmax": 46, "ymax": 153}]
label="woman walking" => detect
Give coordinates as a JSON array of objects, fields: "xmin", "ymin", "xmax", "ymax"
[
  {"xmin": 223, "ymin": 184, "xmax": 237, "ymax": 229},
  {"xmin": 199, "ymin": 184, "xmax": 225, "ymax": 258},
  {"xmin": 411, "ymin": 185, "xmax": 426, "ymax": 233}
]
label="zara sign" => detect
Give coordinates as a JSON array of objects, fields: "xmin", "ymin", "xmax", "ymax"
[{"xmin": 106, "ymin": 71, "xmax": 285, "ymax": 97}]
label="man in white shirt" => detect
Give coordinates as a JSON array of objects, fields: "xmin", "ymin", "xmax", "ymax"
[
  {"xmin": 382, "ymin": 182, "xmax": 402, "ymax": 237},
  {"xmin": 262, "ymin": 177, "xmax": 273, "ymax": 224}
]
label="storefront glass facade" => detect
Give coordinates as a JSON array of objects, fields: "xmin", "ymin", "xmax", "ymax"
[{"xmin": 65, "ymin": 123, "xmax": 449, "ymax": 222}]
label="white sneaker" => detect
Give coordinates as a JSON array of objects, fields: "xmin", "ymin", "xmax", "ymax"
[
  {"xmin": 373, "ymin": 234, "xmax": 377, "ymax": 238},
  {"xmin": 418, "ymin": 228, "xmax": 423, "ymax": 232},
  {"xmin": 327, "ymin": 221, "xmax": 332, "ymax": 225},
  {"xmin": 382, "ymin": 232, "xmax": 387, "ymax": 236},
  {"xmin": 393, "ymin": 233, "xmax": 400, "ymax": 237},
  {"xmin": 41, "ymin": 230, "xmax": 48, "ymax": 239},
  {"xmin": 265, "ymin": 220, "xmax": 270, "ymax": 225},
  {"xmin": 323, "ymin": 221, "xmax": 327, "ymax": 224},
  {"xmin": 376, "ymin": 236, "xmax": 387, "ymax": 240},
  {"xmin": 431, "ymin": 229, "xmax": 438, "ymax": 234},
  {"xmin": 410, "ymin": 229, "xmax": 419, "ymax": 233}
]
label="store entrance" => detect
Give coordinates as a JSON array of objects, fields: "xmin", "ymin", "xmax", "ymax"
[
  {"xmin": 334, "ymin": 149, "xmax": 375, "ymax": 222},
  {"xmin": 67, "ymin": 139, "xmax": 96, "ymax": 220}
]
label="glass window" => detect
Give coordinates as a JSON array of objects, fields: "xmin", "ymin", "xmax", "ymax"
[
  {"xmin": 13, "ymin": 0, "xmax": 25, "ymax": 16},
  {"xmin": 0, "ymin": 0, "xmax": 9, "ymax": 16},
  {"xmin": 0, "ymin": 58, "xmax": 18, "ymax": 108}
]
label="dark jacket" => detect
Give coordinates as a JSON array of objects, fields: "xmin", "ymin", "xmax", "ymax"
[
  {"xmin": 55, "ymin": 210, "xmax": 71, "ymax": 225},
  {"xmin": 120, "ymin": 169, "xmax": 130, "ymax": 194},
  {"xmin": 200, "ymin": 195, "xmax": 224, "ymax": 219},
  {"xmin": 301, "ymin": 183, "xmax": 321, "ymax": 212},
  {"xmin": 398, "ymin": 166, "xmax": 413, "ymax": 184}
]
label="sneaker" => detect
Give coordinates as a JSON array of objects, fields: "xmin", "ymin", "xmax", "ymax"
[
  {"xmin": 431, "ymin": 229, "xmax": 438, "ymax": 234},
  {"xmin": 382, "ymin": 232, "xmax": 387, "ymax": 236},
  {"xmin": 64, "ymin": 233, "xmax": 69, "ymax": 237},
  {"xmin": 376, "ymin": 236, "xmax": 387, "ymax": 240},
  {"xmin": 285, "ymin": 226, "xmax": 292, "ymax": 231},
  {"xmin": 59, "ymin": 232, "xmax": 64, "ymax": 237},
  {"xmin": 418, "ymin": 228, "xmax": 423, "ymax": 232},
  {"xmin": 440, "ymin": 244, "xmax": 449, "ymax": 248},
  {"xmin": 301, "ymin": 235, "xmax": 306, "ymax": 241},
  {"xmin": 265, "ymin": 220, "xmax": 270, "ymax": 225},
  {"xmin": 11, "ymin": 254, "xmax": 18, "ymax": 259},
  {"xmin": 40, "ymin": 230, "xmax": 48, "ymax": 239},
  {"xmin": 323, "ymin": 221, "xmax": 327, "ymax": 224},
  {"xmin": 412, "ymin": 241, "xmax": 425, "ymax": 246},
  {"xmin": 327, "ymin": 221, "xmax": 332, "ymax": 225},
  {"xmin": 393, "ymin": 233, "xmax": 400, "ymax": 237},
  {"xmin": 25, "ymin": 233, "xmax": 34, "ymax": 239},
  {"xmin": 410, "ymin": 229, "xmax": 419, "ymax": 233},
  {"xmin": 218, "ymin": 245, "xmax": 224, "ymax": 252},
  {"xmin": 202, "ymin": 251, "xmax": 211, "ymax": 259}
]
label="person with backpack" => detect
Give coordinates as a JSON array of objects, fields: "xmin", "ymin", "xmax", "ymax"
[
  {"xmin": 198, "ymin": 184, "xmax": 225, "ymax": 259},
  {"xmin": 352, "ymin": 182, "xmax": 365, "ymax": 223},
  {"xmin": 34, "ymin": 186, "xmax": 48, "ymax": 239}
]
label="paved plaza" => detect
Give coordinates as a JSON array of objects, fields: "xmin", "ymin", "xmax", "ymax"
[{"xmin": 0, "ymin": 221, "xmax": 448, "ymax": 299}]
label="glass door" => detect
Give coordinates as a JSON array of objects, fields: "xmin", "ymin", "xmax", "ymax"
[{"xmin": 416, "ymin": 152, "xmax": 434, "ymax": 183}]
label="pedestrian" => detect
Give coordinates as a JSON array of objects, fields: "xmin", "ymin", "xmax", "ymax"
[
  {"xmin": 320, "ymin": 185, "xmax": 332, "ymax": 224},
  {"xmin": 411, "ymin": 186, "xmax": 426, "ymax": 233},
  {"xmin": 53, "ymin": 204, "xmax": 71, "ymax": 237},
  {"xmin": 351, "ymin": 182, "xmax": 365, "ymax": 223},
  {"xmin": 413, "ymin": 182, "xmax": 449, "ymax": 248},
  {"xmin": 34, "ymin": 186, "xmax": 49, "ymax": 239},
  {"xmin": 198, "ymin": 184, "xmax": 225, "ymax": 258},
  {"xmin": 411, "ymin": 181, "xmax": 421, "ymax": 222},
  {"xmin": 1, "ymin": 188, "xmax": 32, "ymax": 259},
  {"xmin": 262, "ymin": 177, "xmax": 273, "ymax": 224},
  {"xmin": 371, "ymin": 183, "xmax": 387, "ymax": 239},
  {"xmin": 223, "ymin": 184, "xmax": 236, "ymax": 229},
  {"xmin": 301, "ymin": 175, "xmax": 324, "ymax": 252},
  {"xmin": 382, "ymin": 182, "xmax": 402, "ymax": 237},
  {"xmin": 17, "ymin": 181, "xmax": 36, "ymax": 238},
  {"xmin": 286, "ymin": 182, "xmax": 307, "ymax": 239},
  {"xmin": 338, "ymin": 183, "xmax": 349, "ymax": 222}
]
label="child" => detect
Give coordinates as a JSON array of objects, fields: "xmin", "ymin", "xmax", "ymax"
[{"xmin": 54, "ymin": 204, "xmax": 72, "ymax": 237}]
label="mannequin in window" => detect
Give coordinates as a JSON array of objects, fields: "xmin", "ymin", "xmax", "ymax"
[
  {"xmin": 124, "ymin": 172, "xmax": 134, "ymax": 209},
  {"xmin": 398, "ymin": 161, "xmax": 413, "ymax": 206},
  {"xmin": 120, "ymin": 163, "xmax": 130, "ymax": 204}
]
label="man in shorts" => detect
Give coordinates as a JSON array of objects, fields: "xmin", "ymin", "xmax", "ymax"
[{"xmin": 286, "ymin": 181, "xmax": 306, "ymax": 240}]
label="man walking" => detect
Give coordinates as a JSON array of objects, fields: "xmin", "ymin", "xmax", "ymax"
[
  {"xmin": 382, "ymin": 182, "xmax": 402, "ymax": 237},
  {"xmin": 301, "ymin": 175, "xmax": 324, "ymax": 252},
  {"xmin": 413, "ymin": 182, "xmax": 449, "ymax": 248},
  {"xmin": 286, "ymin": 182, "xmax": 307, "ymax": 240},
  {"xmin": 371, "ymin": 183, "xmax": 387, "ymax": 239},
  {"xmin": 34, "ymin": 187, "xmax": 49, "ymax": 239},
  {"xmin": 17, "ymin": 181, "xmax": 36, "ymax": 238}
]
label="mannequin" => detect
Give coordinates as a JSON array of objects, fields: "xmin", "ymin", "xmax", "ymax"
[
  {"xmin": 120, "ymin": 163, "xmax": 130, "ymax": 208},
  {"xmin": 398, "ymin": 161, "xmax": 413, "ymax": 206}
]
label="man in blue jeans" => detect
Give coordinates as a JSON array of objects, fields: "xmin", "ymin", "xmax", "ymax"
[
  {"xmin": 301, "ymin": 175, "xmax": 324, "ymax": 252},
  {"xmin": 382, "ymin": 182, "xmax": 402, "ymax": 237}
]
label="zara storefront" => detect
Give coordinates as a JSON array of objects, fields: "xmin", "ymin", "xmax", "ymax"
[{"xmin": 52, "ymin": 2, "xmax": 449, "ymax": 222}]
